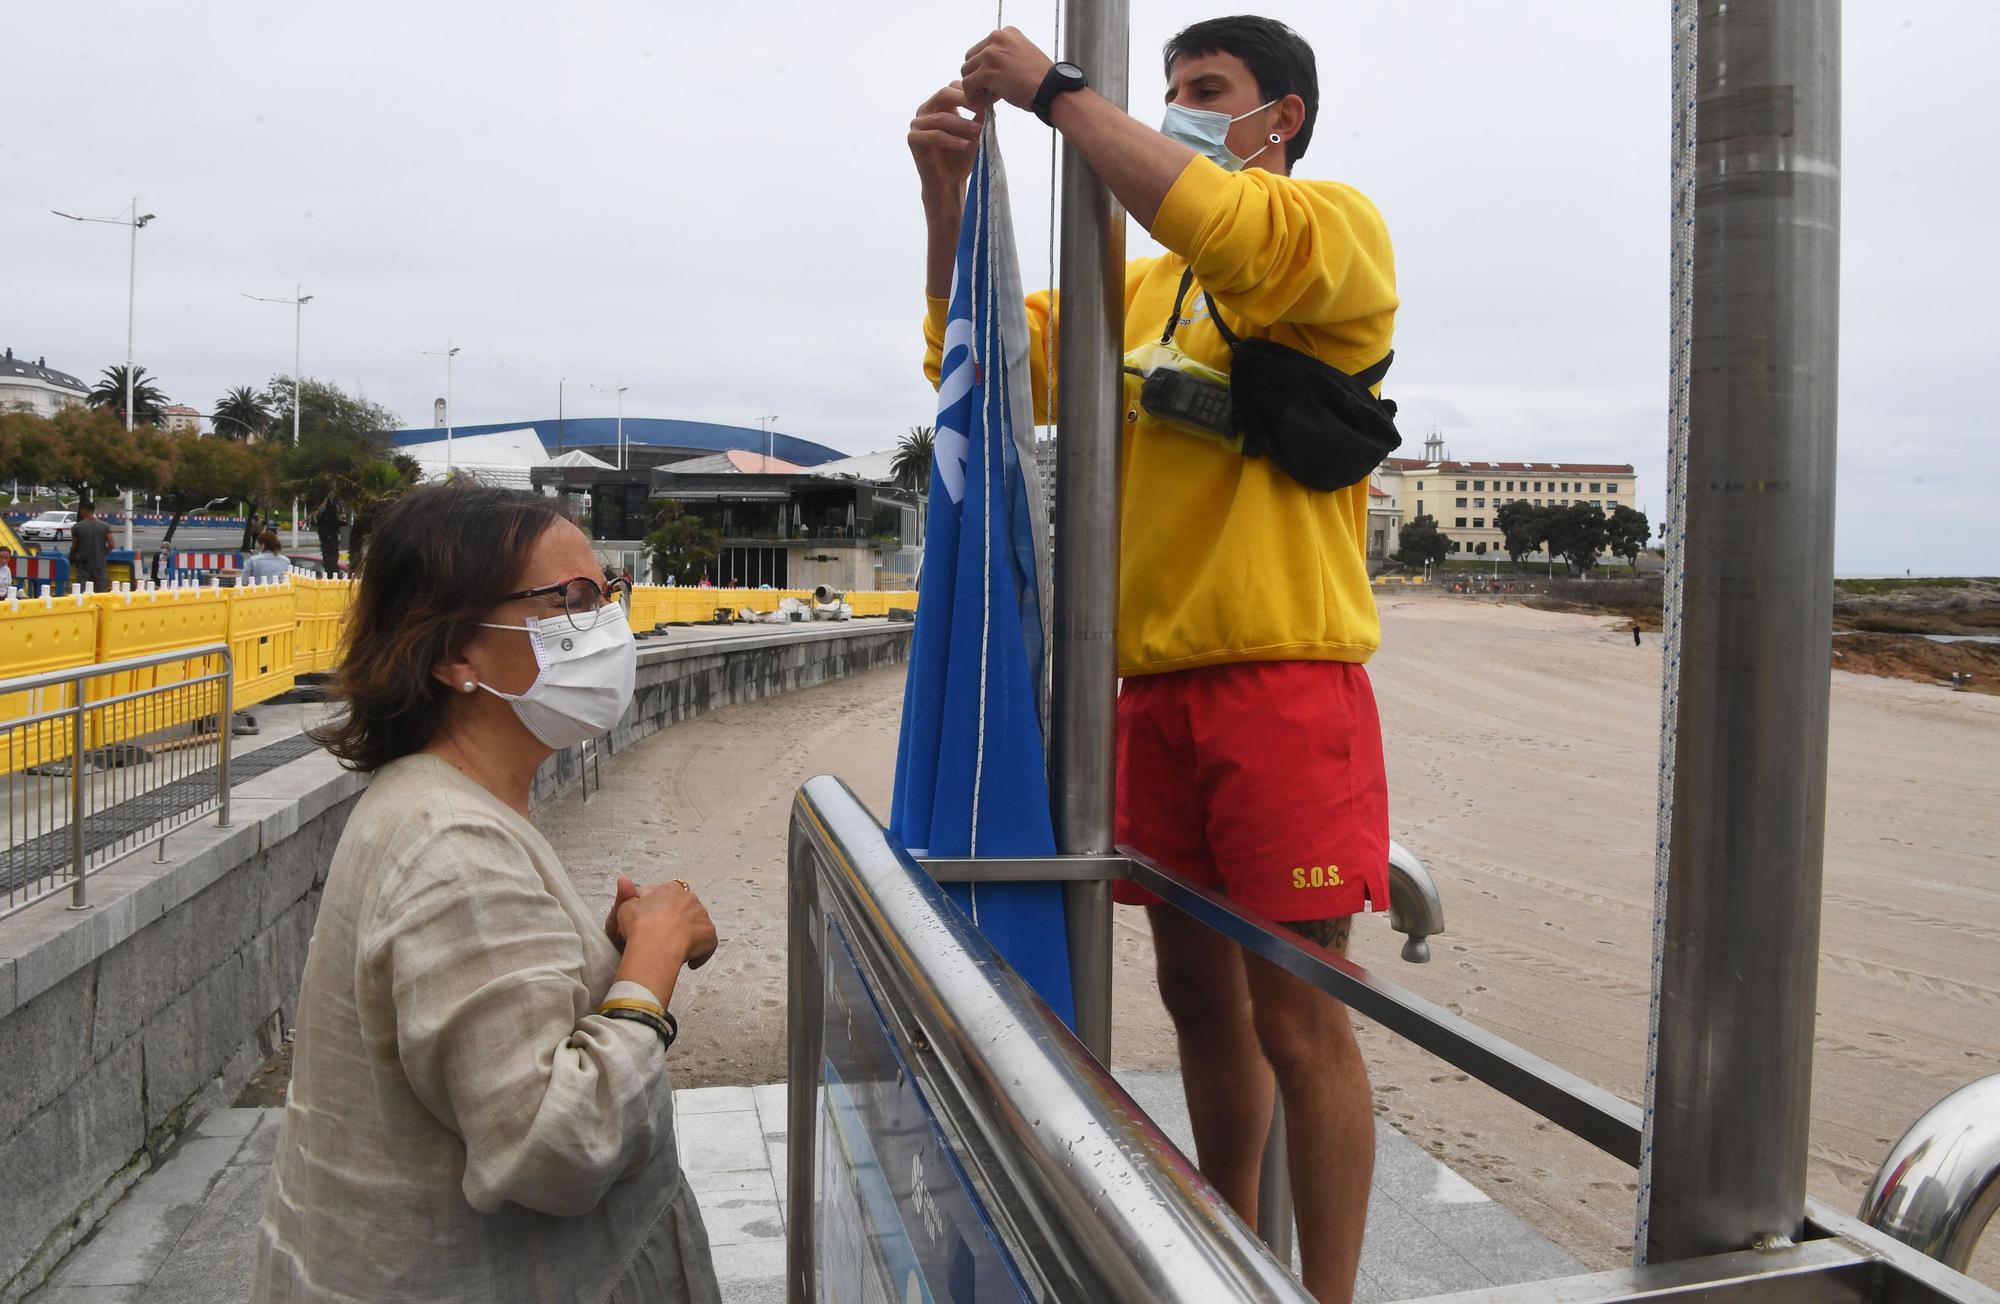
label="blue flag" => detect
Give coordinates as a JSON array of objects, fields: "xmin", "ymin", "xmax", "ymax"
[{"xmin": 891, "ymin": 129, "xmax": 1074, "ymax": 1028}]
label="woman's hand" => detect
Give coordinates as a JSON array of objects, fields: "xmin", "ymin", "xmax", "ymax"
[
  {"xmin": 612, "ymin": 879, "xmax": 719, "ymax": 1008},
  {"xmin": 602, "ymin": 874, "xmax": 642, "ymax": 949}
]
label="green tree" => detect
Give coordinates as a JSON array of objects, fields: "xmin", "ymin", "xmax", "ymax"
[
  {"xmin": 1545, "ymin": 502, "xmax": 1610, "ymax": 574},
  {"xmin": 1495, "ymin": 499, "xmax": 1544, "ymax": 565},
  {"xmin": 37, "ymin": 405, "xmax": 167, "ymax": 502},
  {"xmin": 0, "ymin": 411, "xmax": 68, "ymax": 494},
  {"xmin": 270, "ymin": 377, "xmax": 401, "ymax": 573},
  {"xmin": 644, "ymin": 500, "xmax": 724, "ymax": 584},
  {"xmin": 1396, "ymin": 513, "xmax": 1451, "ymax": 570},
  {"xmin": 149, "ymin": 434, "xmax": 270, "ymax": 578},
  {"xmin": 87, "ymin": 365, "xmax": 169, "ymax": 427},
  {"xmin": 1607, "ymin": 504, "xmax": 1651, "ymax": 569},
  {"xmin": 212, "ymin": 386, "xmax": 274, "ymax": 441},
  {"xmin": 346, "ymin": 453, "xmax": 423, "ymax": 573},
  {"xmin": 890, "ymin": 425, "xmax": 934, "ymax": 492}
]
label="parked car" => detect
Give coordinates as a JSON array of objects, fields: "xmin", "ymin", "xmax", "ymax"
[{"xmin": 20, "ymin": 510, "xmax": 77, "ymax": 542}]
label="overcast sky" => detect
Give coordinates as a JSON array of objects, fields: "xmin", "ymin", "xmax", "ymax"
[{"xmin": 5, "ymin": 2, "xmax": 1993, "ymax": 575}]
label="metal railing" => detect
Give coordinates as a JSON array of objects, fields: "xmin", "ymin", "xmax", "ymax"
[
  {"xmin": 2, "ymin": 644, "xmax": 233, "ymax": 917},
  {"xmin": 788, "ymin": 776, "xmax": 1312, "ymax": 1303},
  {"xmin": 1860, "ymin": 1075, "xmax": 2000, "ymax": 1275},
  {"xmin": 786, "ymin": 776, "xmax": 2000, "ymax": 1302}
]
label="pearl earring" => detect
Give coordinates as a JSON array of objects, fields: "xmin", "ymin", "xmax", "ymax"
[{"xmin": 461, "ymin": 680, "xmax": 476, "ymax": 694}]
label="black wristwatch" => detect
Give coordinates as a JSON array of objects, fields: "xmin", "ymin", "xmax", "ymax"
[{"xmin": 1032, "ymin": 62, "xmax": 1088, "ymax": 126}]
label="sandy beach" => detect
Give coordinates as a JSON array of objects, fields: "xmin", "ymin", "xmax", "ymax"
[{"xmin": 538, "ymin": 597, "xmax": 2000, "ymax": 1282}]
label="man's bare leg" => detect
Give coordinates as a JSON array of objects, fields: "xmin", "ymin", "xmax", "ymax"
[
  {"xmin": 1246, "ymin": 915, "xmax": 1372, "ymax": 1303},
  {"xmin": 1145, "ymin": 903, "xmax": 1276, "ymax": 1222}
]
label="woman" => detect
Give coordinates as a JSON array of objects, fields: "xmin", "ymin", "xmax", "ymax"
[
  {"xmin": 240, "ymin": 529, "xmax": 290, "ymax": 581},
  {"xmin": 255, "ymin": 481, "xmax": 721, "ymax": 1302}
]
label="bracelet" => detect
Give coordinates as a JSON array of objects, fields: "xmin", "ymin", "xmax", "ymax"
[
  {"xmin": 600, "ymin": 1005, "xmax": 679, "ymax": 1052},
  {"xmin": 599, "ymin": 996, "xmax": 667, "ymax": 1020}
]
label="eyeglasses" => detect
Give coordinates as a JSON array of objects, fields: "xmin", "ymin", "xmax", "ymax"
[{"xmin": 500, "ymin": 574, "xmax": 633, "ymax": 631}]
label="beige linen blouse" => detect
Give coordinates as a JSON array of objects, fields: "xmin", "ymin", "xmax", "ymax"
[{"xmin": 254, "ymin": 754, "xmax": 720, "ymax": 1303}]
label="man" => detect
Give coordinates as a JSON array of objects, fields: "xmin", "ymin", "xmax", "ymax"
[
  {"xmin": 912, "ymin": 17, "xmax": 1396, "ymax": 1301},
  {"xmin": 0, "ymin": 544, "xmax": 15, "ymax": 594},
  {"xmin": 69, "ymin": 501, "xmax": 114, "ymax": 592}
]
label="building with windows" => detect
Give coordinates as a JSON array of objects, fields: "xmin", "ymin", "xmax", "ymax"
[
  {"xmin": 1375, "ymin": 433, "xmax": 1639, "ymax": 560},
  {"xmin": 0, "ymin": 348, "xmax": 88, "ymax": 418},
  {"xmin": 160, "ymin": 404, "xmax": 202, "ymax": 434}
]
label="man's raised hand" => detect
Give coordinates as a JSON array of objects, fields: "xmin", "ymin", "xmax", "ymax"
[{"xmin": 960, "ymin": 27, "xmax": 1055, "ymax": 113}]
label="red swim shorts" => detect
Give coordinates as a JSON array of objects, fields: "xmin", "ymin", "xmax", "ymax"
[{"xmin": 1113, "ymin": 659, "xmax": 1389, "ymax": 922}]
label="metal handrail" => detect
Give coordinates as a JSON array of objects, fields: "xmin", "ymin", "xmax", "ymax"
[
  {"xmin": 787, "ymin": 775, "xmax": 1312, "ymax": 1303},
  {"xmin": 1859, "ymin": 1075, "xmax": 2000, "ymax": 1274},
  {"xmin": 2, "ymin": 642, "xmax": 233, "ymax": 917}
]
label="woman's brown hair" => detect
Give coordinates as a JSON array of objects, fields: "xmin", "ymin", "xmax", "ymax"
[{"xmin": 312, "ymin": 480, "xmax": 566, "ymax": 772}]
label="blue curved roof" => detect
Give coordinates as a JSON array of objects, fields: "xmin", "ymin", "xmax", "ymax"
[{"xmin": 388, "ymin": 417, "xmax": 844, "ymax": 467}]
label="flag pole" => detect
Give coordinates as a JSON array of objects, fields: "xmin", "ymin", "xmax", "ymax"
[{"xmin": 1050, "ymin": 0, "xmax": 1127, "ymax": 1064}]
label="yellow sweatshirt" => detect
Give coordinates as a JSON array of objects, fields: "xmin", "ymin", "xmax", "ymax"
[{"xmin": 924, "ymin": 155, "xmax": 1397, "ymax": 678}]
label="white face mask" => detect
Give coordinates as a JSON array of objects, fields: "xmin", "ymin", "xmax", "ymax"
[
  {"xmin": 1160, "ymin": 98, "xmax": 1280, "ymax": 172},
  {"xmin": 476, "ymin": 602, "xmax": 637, "ymax": 748}
]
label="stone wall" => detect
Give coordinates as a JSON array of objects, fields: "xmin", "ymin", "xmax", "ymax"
[{"xmin": 0, "ymin": 622, "xmax": 910, "ymax": 1302}]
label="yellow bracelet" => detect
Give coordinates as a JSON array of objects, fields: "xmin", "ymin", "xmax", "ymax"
[{"xmin": 598, "ymin": 996, "xmax": 666, "ymax": 1020}]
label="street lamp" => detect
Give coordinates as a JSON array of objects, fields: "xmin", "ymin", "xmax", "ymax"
[
  {"xmin": 420, "ymin": 342, "xmax": 461, "ymax": 472},
  {"xmin": 244, "ymin": 286, "xmax": 312, "ymax": 549},
  {"xmin": 592, "ymin": 383, "xmax": 630, "ymax": 470},
  {"xmin": 755, "ymin": 414, "xmax": 780, "ymax": 467},
  {"xmin": 53, "ymin": 197, "xmax": 156, "ymax": 554}
]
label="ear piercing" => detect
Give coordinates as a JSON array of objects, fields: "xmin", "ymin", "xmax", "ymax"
[
  {"xmin": 461, "ymin": 680, "xmax": 476, "ymax": 694},
  {"xmin": 1268, "ymin": 132, "xmax": 1282, "ymax": 144}
]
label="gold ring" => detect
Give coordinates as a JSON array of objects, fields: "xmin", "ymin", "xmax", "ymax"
[{"xmin": 673, "ymin": 879, "xmax": 690, "ymax": 891}]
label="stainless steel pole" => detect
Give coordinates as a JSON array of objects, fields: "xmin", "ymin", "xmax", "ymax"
[
  {"xmin": 1644, "ymin": 0, "xmax": 1841, "ymax": 1262},
  {"xmin": 1050, "ymin": 0, "xmax": 1127, "ymax": 1066}
]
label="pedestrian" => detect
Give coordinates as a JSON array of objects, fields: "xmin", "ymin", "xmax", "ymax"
[
  {"xmin": 256, "ymin": 481, "xmax": 717, "ymax": 1303},
  {"xmin": 0, "ymin": 544, "xmax": 14, "ymax": 594},
  {"xmin": 240, "ymin": 529, "xmax": 291, "ymax": 581},
  {"xmin": 1634, "ymin": 622, "xmax": 1642, "ymax": 647},
  {"xmin": 67, "ymin": 500, "xmax": 113, "ymax": 592},
  {"xmin": 921, "ymin": 17, "xmax": 1394, "ymax": 1299}
]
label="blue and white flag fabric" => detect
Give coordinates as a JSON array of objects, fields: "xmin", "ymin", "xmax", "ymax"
[{"xmin": 891, "ymin": 127, "xmax": 1073, "ymax": 1027}]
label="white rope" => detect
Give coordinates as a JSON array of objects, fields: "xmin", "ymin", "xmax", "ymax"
[
  {"xmin": 1634, "ymin": 0, "xmax": 1699, "ymax": 1266},
  {"xmin": 970, "ymin": 131, "xmax": 994, "ymax": 881}
]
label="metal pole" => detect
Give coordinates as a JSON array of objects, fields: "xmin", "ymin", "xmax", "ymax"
[
  {"xmin": 1049, "ymin": 0, "xmax": 1127, "ymax": 1065},
  {"xmin": 123, "ymin": 197, "xmax": 138, "ymax": 555},
  {"xmin": 217, "ymin": 651, "xmax": 233, "ymax": 829},
  {"xmin": 69, "ymin": 689, "xmax": 87, "ymax": 909},
  {"xmin": 783, "ymin": 817, "xmax": 823, "ymax": 1304},
  {"xmin": 446, "ymin": 343, "xmax": 455, "ymax": 473},
  {"xmin": 1644, "ymin": 0, "xmax": 1841, "ymax": 1262},
  {"xmin": 291, "ymin": 287, "xmax": 303, "ymax": 553},
  {"xmin": 1257, "ymin": 1100, "xmax": 1295, "ymax": 1262}
]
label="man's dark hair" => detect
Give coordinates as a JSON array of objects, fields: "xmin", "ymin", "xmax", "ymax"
[{"xmin": 1164, "ymin": 16, "xmax": 1319, "ymax": 167}]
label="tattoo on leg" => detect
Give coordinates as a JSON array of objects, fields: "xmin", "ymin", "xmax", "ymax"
[{"xmin": 1283, "ymin": 914, "xmax": 1354, "ymax": 955}]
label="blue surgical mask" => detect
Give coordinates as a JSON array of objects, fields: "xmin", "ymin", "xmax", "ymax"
[{"xmin": 1160, "ymin": 99, "xmax": 1279, "ymax": 171}]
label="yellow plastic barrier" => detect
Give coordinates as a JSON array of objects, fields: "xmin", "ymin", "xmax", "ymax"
[
  {"xmin": 86, "ymin": 584, "xmax": 231, "ymax": 745},
  {"xmin": 290, "ymin": 572, "xmax": 354, "ymax": 673},
  {"xmin": 0, "ymin": 592, "xmax": 99, "ymax": 774},
  {"xmin": 633, "ymin": 586, "xmax": 919, "ymax": 623},
  {"xmin": 227, "ymin": 578, "xmax": 297, "ymax": 710}
]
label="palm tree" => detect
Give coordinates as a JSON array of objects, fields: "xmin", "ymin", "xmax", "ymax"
[
  {"xmin": 87, "ymin": 365, "xmax": 168, "ymax": 427},
  {"xmin": 891, "ymin": 425, "xmax": 935, "ymax": 492},
  {"xmin": 212, "ymin": 386, "xmax": 274, "ymax": 441}
]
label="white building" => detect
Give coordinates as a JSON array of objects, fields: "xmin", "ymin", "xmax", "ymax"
[
  {"xmin": 160, "ymin": 404, "xmax": 202, "ymax": 435},
  {"xmin": 0, "ymin": 348, "xmax": 88, "ymax": 418},
  {"xmin": 1374, "ymin": 433, "xmax": 1640, "ymax": 560}
]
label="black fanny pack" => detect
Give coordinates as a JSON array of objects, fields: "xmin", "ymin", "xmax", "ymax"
[{"xmin": 1163, "ymin": 268, "xmax": 1402, "ymax": 491}]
